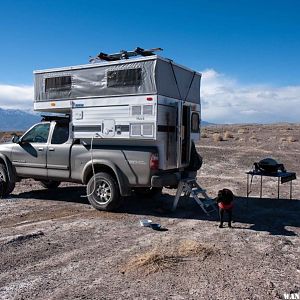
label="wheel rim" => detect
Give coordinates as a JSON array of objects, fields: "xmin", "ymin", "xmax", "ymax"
[
  {"xmin": 0, "ymin": 171, "xmax": 5, "ymax": 182},
  {"xmin": 95, "ymin": 179, "xmax": 112, "ymax": 204}
]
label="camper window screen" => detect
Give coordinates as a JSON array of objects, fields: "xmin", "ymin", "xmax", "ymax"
[
  {"xmin": 107, "ymin": 68, "xmax": 142, "ymax": 87},
  {"xmin": 191, "ymin": 112, "xmax": 200, "ymax": 133},
  {"xmin": 45, "ymin": 76, "xmax": 72, "ymax": 92}
]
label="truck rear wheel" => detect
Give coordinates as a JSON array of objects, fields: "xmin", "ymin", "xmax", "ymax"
[
  {"xmin": 0, "ymin": 164, "xmax": 15, "ymax": 197},
  {"xmin": 40, "ymin": 180, "xmax": 61, "ymax": 189},
  {"xmin": 87, "ymin": 172, "xmax": 121, "ymax": 211}
]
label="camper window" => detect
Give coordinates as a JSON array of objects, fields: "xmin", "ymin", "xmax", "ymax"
[
  {"xmin": 45, "ymin": 76, "xmax": 72, "ymax": 92},
  {"xmin": 107, "ymin": 68, "xmax": 142, "ymax": 87},
  {"xmin": 191, "ymin": 112, "xmax": 200, "ymax": 133}
]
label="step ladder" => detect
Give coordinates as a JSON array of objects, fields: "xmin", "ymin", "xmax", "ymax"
[{"xmin": 172, "ymin": 178, "xmax": 217, "ymax": 215}]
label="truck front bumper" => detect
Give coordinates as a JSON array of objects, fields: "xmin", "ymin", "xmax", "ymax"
[{"xmin": 151, "ymin": 172, "xmax": 181, "ymax": 188}]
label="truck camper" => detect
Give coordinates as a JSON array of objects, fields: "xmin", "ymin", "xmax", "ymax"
[{"xmin": 0, "ymin": 48, "xmax": 203, "ymax": 211}]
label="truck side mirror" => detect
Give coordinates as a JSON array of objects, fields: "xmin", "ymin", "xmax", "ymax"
[{"xmin": 11, "ymin": 135, "xmax": 20, "ymax": 143}]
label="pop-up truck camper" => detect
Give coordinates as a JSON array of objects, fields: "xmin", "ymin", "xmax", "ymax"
[{"xmin": 0, "ymin": 48, "xmax": 212, "ymax": 212}]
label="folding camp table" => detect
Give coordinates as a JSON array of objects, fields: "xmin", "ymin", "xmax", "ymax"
[{"xmin": 246, "ymin": 170, "xmax": 296, "ymax": 199}]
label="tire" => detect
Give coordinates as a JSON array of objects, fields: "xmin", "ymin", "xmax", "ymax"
[
  {"xmin": 40, "ymin": 180, "xmax": 61, "ymax": 189},
  {"xmin": 87, "ymin": 172, "xmax": 121, "ymax": 211},
  {"xmin": 135, "ymin": 187, "xmax": 162, "ymax": 199},
  {"xmin": 6, "ymin": 180, "xmax": 15, "ymax": 195},
  {"xmin": 0, "ymin": 164, "xmax": 15, "ymax": 197}
]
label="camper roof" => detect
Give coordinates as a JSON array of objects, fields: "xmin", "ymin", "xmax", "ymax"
[{"xmin": 34, "ymin": 55, "xmax": 201, "ymax": 76}]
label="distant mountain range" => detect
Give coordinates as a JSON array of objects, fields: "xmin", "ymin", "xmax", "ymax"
[
  {"xmin": 0, "ymin": 108, "xmax": 213, "ymax": 131},
  {"xmin": 201, "ymin": 121, "xmax": 212, "ymax": 126},
  {"xmin": 0, "ymin": 108, "xmax": 40, "ymax": 131}
]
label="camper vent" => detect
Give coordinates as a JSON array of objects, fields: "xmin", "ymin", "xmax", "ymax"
[
  {"xmin": 130, "ymin": 123, "xmax": 154, "ymax": 137},
  {"xmin": 143, "ymin": 105, "xmax": 153, "ymax": 115},
  {"xmin": 132, "ymin": 106, "xmax": 142, "ymax": 116},
  {"xmin": 143, "ymin": 123, "xmax": 153, "ymax": 136},
  {"xmin": 131, "ymin": 124, "xmax": 142, "ymax": 136},
  {"xmin": 131, "ymin": 105, "xmax": 153, "ymax": 116}
]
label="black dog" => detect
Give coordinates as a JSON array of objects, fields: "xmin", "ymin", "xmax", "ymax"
[{"xmin": 216, "ymin": 189, "xmax": 234, "ymax": 228}]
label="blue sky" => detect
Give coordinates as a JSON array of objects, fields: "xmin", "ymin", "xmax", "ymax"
[{"xmin": 0, "ymin": 0, "xmax": 300, "ymax": 123}]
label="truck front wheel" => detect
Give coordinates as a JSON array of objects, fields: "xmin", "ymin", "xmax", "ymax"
[
  {"xmin": 87, "ymin": 172, "xmax": 121, "ymax": 211},
  {"xmin": 0, "ymin": 164, "xmax": 15, "ymax": 198}
]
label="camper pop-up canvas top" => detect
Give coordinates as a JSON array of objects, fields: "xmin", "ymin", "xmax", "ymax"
[{"xmin": 33, "ymin": 55, "xmax": 201, "ymax": 169}]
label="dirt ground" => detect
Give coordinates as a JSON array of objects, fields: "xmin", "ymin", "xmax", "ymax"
[{"xmin": 0, "ymin": 124, "xmax": 299, "ymax": 300}]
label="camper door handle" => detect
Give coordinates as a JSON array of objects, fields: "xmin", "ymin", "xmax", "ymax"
[
  {"xmin": 38, "ymin": 147, "xmax": 44, "ymax": 151},
  {"xmin": 48, "ymin": 148, "xmax": 55, "ymax": 151}
]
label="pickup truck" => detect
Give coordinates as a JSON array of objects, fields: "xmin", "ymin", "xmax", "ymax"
[{"xmin": 0, "ymin": 117, "xmax": 186, "ymax": 211}]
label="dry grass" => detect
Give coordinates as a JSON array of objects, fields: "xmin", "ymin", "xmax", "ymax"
[
  {"xmin": 212, "ymin": 133, "xmax": 224, "ymax": 142},
  {"xmin": 121, "ymin": 240, "xmax": 215, "ymax": 275},
  {"xmin": 224, "ymin": 131, "xmax": 234, "ymax": 139},
  {"xmin": 287, "ymin": 136, "xmax": 298, "ymax": 143}
]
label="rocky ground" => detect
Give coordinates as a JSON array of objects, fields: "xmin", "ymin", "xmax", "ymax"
[{"xmin": 0, "ymin": 124, "xmax": 299, "ymax": 300}]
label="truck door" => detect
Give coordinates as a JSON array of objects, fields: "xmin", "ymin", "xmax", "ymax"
[
  {"xmin": 47, "ymin": 121, "xmax": 71, "ymax": 179},
  {"xmin": 11, "ymin": 123, "xmax": 50, "ymax": 178}
]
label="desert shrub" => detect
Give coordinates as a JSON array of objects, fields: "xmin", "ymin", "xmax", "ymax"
[
  {"xmin": 279, "ymin": 137, "xmax": 287, "ymax": 143},
  {"xmin": 212, "ymin": 133, "xmax": 223, "ymax": 142},
  {"xmin": 224, "ymin": 131, "xmax": 234, "ymax": 139},
  {"xmin": 201, "ymin": 133, "xmax": 208, "ymax": 138},
  {"xmin": 287, "ymin": 136, "xmax": 298, "ymax": 142},
  {"xmin": 249, "ymin": 135, "xmax": 257, "ymax": 141},
  {"xmin": 238, "ymin": 128, "xmax": 248, "ymax": 134}
]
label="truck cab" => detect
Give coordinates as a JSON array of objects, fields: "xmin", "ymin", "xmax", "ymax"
[{"xmin": 10, "ymin": 118, "xmax": 70, "ymax": 180}]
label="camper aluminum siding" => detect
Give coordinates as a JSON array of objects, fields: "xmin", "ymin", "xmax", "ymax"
[{"xmin": 34, "ymin": 55, "xmax": 201, "ymax": 108}]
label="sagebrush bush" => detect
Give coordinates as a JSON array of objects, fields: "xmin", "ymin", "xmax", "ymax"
[
  {"xmin": 224, "ymin": 131, "xmax": 234, "ymax": 139},
  {"xmin": 238, "ymin": 128, "xmax": 247, "ymax": 134},
  {"xmin": 212, "ymin": 133, "xmax": 223, "ymax": 142}
]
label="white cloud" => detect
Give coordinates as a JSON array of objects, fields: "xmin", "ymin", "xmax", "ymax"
[
  {"xmin": 201, "ymin": 69, "xmax": 300, "ymax": 123},
  {"xmin": 0, "ymin": 84, "xmax": 33, "ymax": 109}
]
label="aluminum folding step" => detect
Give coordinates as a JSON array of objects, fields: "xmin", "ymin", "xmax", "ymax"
[{"xmin": 172, "ymin": 178, "xmax": 217, "ymax": 215}]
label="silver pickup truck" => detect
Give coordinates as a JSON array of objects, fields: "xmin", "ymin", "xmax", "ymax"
[{"xmin": 0, "ymin": 117, "xmax": 192, "ymax": 211}]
